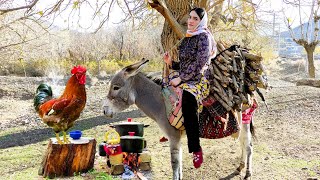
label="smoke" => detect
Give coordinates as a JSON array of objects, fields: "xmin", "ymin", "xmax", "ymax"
[{"xmin": 46, "ymin": 68, "xmax": 65, "ymax": 98}]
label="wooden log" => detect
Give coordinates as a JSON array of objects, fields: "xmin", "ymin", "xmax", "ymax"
[
  {"xmin": 242, "ymin": 52, "xmax": 263, "ymax": 61},
  {"xmin": 213, "ymin": 79, "xmax": 229, "ymax": 103},
  {"xmin": 214, "ymin": 93, "xmax": 231, "ymax": 111},
  {"xmin": 39, "ymin": 137, "xmax": 96, "ymax": 178},
  {"xmin": 137, "ymin": 172, "xmax": 148, "ymax": 180},
  {"xmin": 217, "ymin": 42, "xmax": 235, "ymax": 57},
  {"xmin": 214, "ymin": 60, "xmax": 229, "ymax": 71},
  {"xmin": 227, "ymin": 87, "xmax": 233, "ymax": 102},
  {"xmin": 212, "ymin": 63, "xmax": 224, "ymax": 80},
  {"xmin": 239, "ymin": 93, "xmax": 248, "ymax": 104},
  {"xmin": 216, "ymin": 54, "xmax": 231, "ymax": 64},
  {"xmin": 232, "ymin": 75, "xmax": 239, "ymax": 92},
  {"xmin": 232, "ymin": 56, "xmax": 238, "ymax": 73}
]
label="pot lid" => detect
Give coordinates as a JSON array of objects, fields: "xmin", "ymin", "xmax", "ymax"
[
  {"xmin": 120, "ymin": 135, "xmax": 144, "ymax": 140},
  {"xmin": 115, "ymin": 121, "xmax": 144, "ymax": 125}
]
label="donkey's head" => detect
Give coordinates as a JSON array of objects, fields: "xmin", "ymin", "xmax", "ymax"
[{"xmin": 103, "ymin": 58, "xmax": 149, "ymax": 118}]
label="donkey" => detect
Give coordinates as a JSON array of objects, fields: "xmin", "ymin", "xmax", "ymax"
[{"xmin": 103, "ymin": 59, "xmax": 254, "ymax": 180}]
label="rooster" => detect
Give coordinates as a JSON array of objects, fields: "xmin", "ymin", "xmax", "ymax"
[{"xmin": 34, "ymin": 65, "xmax": 87, "ymax": 144}]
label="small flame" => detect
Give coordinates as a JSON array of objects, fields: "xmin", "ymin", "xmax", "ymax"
[{"xmin": 122, "ymin": 152, "xmax": 141, "ymax": 171}]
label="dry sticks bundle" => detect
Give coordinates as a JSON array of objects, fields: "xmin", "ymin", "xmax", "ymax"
[{"xmin": 208, "ymin": 41, "xmax": 269, "ymax": 111}]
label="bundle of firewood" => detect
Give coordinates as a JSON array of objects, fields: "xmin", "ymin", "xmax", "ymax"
[{"xmin": 208, "ymin": 41, "xmax": 268, "ymax": 111}]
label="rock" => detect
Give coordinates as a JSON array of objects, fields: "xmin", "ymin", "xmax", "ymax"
[
  {"xmin": 296, "ymin": 79, "xmax": 320, "ymax": 88},
  {"xmin": 21, "ymin": 119, "xmax": 30, "ymax": 125},
  {"xmin": 306, "ymin": 177, "xmax": 318, "ymax": 180}
]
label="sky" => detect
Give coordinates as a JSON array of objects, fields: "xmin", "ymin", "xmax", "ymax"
[
  {"xmin": 29, "ymin": 0, "xmax": 314, "ymax": 33},
  {"xmin": 35, "ymin": 0, "xmax": 125, "ymax": 32}
]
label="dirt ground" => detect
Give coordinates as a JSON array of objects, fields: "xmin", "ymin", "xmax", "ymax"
[{"xmin": 0, "ymin": 59, "xmax": 319, "ymax": 179}]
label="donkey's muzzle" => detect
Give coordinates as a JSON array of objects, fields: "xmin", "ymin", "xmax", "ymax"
[{"xmin": 103, "ymin": 106, "xmax": 113, "ymax": 118}]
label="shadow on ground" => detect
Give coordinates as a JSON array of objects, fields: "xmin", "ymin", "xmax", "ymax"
[{"xmin": 0, "ymin": 110, "xmax": 144, "ymax": 149}]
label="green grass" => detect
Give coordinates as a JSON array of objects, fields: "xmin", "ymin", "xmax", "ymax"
[
  {"xmin": 253, "ymin": 142, "xmax": 320, "ymax": 178},
  {"xmin": 0, "ymin": 142, "xmax": 45, "ymax": 179},
  {"xmin": 0, "ymin": 125, "xmax": 116, "ymax": 179},
  {"xmin": 0, "ymin": 127, "xmax": 26, "ymax": 137},
  {"xmin": 271, "ymin": 159, "xmax": 320, "ymax": 177}
]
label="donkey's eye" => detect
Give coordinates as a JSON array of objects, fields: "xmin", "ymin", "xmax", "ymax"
[{"xmin": 113, "ymin": 86, "xmax": 120, "ymax": 91}]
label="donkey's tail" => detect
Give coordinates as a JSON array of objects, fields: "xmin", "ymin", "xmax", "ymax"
[{"xmin": 250, "ymin": 119, "xmax": 257, "ymax": 140}]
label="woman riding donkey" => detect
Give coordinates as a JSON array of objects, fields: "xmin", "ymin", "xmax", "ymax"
[{"xmin": 163, "ymin": 7, "xmax": 217, "ymax": 169}]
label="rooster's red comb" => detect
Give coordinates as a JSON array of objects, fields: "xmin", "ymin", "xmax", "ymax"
[{"xmin": 71, "ymin": 65, "xmax": 86, "ymax": 74}]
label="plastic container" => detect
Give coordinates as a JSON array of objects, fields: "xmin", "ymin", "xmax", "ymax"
[
  {"xmin": 109, "ymin": 153, "xmax": 123, "ymax": 165},
  {"xmin": 69, "ymin": 130, "xmax": 82, "ymax": 140},
  {"xmin": 99, "ymin": 142, "xmax": 107, "ymax": 156}
]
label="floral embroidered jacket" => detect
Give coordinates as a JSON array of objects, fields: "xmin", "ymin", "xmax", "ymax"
[{"xmin": 172, "ymin": 32, "xmax": 211, "ymax": 84}]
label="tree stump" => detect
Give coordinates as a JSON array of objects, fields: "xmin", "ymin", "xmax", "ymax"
[{"xmin": 38, "ymin": 137, "xmax": 96, "ymax": 178}]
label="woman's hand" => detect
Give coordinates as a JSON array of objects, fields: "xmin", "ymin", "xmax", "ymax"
[
  {"xmin": 163, "ymin": 52, "xmax": 172, "ymax": 66},
  {"xmin": 170, "ymin": 77, "xmax": 182, "ymax": 87}
]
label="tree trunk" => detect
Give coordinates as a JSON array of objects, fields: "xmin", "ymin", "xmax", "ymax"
[
  {"xmin": 149, "ymin": 0, "xmax": 225, "ymax": 58},
  {"xmin": 161, "ymin": 0, "xmax": 190, "ymax": 59},
  {"xmin": 305, "ymin": 46, "xmax": 316, "ymax": 78},
  {"xmin": 209, "ymin": 1, "xmax": 224, "ymax": 29},
  {"xmin": 120, "ymin": 35, "xmax": 124, "ymax": 60},
  {"xmin": 149, "ymin": 0, "xmax": 224, "ymax": 80},
  {"xmin": 39, "ymin": 138, "xmax": 96, "ymax": 178}
]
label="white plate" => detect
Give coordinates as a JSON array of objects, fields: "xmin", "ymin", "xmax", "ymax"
[{"xmin": 50, "ymin": 137, "xmax": 93, "ymax": 144}]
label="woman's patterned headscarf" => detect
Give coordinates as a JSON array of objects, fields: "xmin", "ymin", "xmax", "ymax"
[{"xmin": 186, "ymin": 10, "xmax": 217, "ymax": 58}]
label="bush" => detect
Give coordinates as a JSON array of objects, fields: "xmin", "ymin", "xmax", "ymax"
[{"xmin": 2, "ymin": 57, "xmax": 163, "ymax": 77}]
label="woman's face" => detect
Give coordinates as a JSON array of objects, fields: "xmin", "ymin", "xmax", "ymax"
[{"xmin": 187, "ymin": 10, "xmax": 201, "ymax": 30}]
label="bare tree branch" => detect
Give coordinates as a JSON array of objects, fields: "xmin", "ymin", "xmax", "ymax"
[
  {"xmin": 148, "ymin": 0, "xmax": 185, "ymax": 38},
  {"xmin": 0, "ymin": 35, "xmax": 41, "ymax": 50},
  {"xmin": 93, "ymin": 0, "xmax": 108, "ymax": 19},
  {"xmin": 123, "ymin": 0, "xmax": 135, "ymax": 27},
  {"xmin": 47, "ymin": 0, "xmax": 65, "ymax": 16},
  {"xmin": 94, "ymin": 0, "xmax": 115, "ymax": 33},
  {"xmin": 208, "ymin": 0, "xmax": 224, "ymax": 11},
  {"xmin": 0, "ymin": 0, "xmax": 40, "ymax": 15}
]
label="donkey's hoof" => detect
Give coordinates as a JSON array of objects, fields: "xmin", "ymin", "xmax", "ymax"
[
  {"xmin": 236, "ymin": 163, "xmax": 245, "ymax": 172},
  {"xmin": 234, "ymin": 170, "xmax": 240, "ymax": 175},
  {"xmin": 244, "ymin": 171, "xmax": 251, "ymax": 180}
]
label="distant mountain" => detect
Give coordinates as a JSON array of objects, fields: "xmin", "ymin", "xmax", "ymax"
[{"xmin": 280, "ymin": 20, "xmax": 320, "ymax": 40}]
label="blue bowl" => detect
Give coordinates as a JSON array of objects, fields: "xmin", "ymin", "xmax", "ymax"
[{"xmin": 69, "ymin": 130, "xmax": 82, "ymax": 140}]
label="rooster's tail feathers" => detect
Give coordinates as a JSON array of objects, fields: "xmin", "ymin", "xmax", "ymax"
[{"xmin": 34, "ymin": 83, "xmax": 53, "ymax": 112}]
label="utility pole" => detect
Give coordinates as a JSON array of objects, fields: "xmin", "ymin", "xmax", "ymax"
[
  {"xmin": 273, "ymin": 13, "xmax": 276, "ymax": 37},
  {"xmin": 278, "ymin": 22, "xmax": 281, "ymax": 56}
]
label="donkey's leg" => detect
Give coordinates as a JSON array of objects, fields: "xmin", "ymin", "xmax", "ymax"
[
  {"xmin": 235, "ymin": 110, "xmax": 245, "ymax": 174},
  {"xmin": 239, "ymin": 123, "xmax": 253, "ymax": 179},
  {"xmin": 244, "ymin": 123, "xmax": 253, "ymax": 179},
  {"xmin": 159, "ymin": 119, "xmax": 183, "ymax": 180},
  {"xmin": 236, "ymin": 134, "xmax": 245, "ymax": 174},
  {"xmin": 168, "ymin": 131, "xmax": 182, "ymax": 180}
]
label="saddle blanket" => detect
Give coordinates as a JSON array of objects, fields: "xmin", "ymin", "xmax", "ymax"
[{"xmin": 162, "ymin": 87, "xmax": 240, "ymax": 139}]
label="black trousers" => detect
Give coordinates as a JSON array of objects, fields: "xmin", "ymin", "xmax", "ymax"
[{"xmin": 182, "ymin": 90, "xmax": 201, "ymax": 153}]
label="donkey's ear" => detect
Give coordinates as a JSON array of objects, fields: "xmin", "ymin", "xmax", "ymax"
[{"xmin": 123, "ymin": 58, "xmax": 149, "ymax": 77}]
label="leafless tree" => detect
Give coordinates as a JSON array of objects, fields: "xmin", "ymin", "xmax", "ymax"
[
  {"xmin": 0, "ymin": 0, "xmax": 267, "ymax": 77},
  {"xmin": 0, "ymin": 0, "xmax": 263, "ymax": 57},
  {"xmin": 284, "ymin": 0, "xmax": 319, "ymax": 78}
]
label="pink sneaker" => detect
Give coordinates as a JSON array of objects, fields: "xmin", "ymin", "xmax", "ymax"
[{"xmin": 193, "ymin": 148, "xmax": 203, "ymax": 168}]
